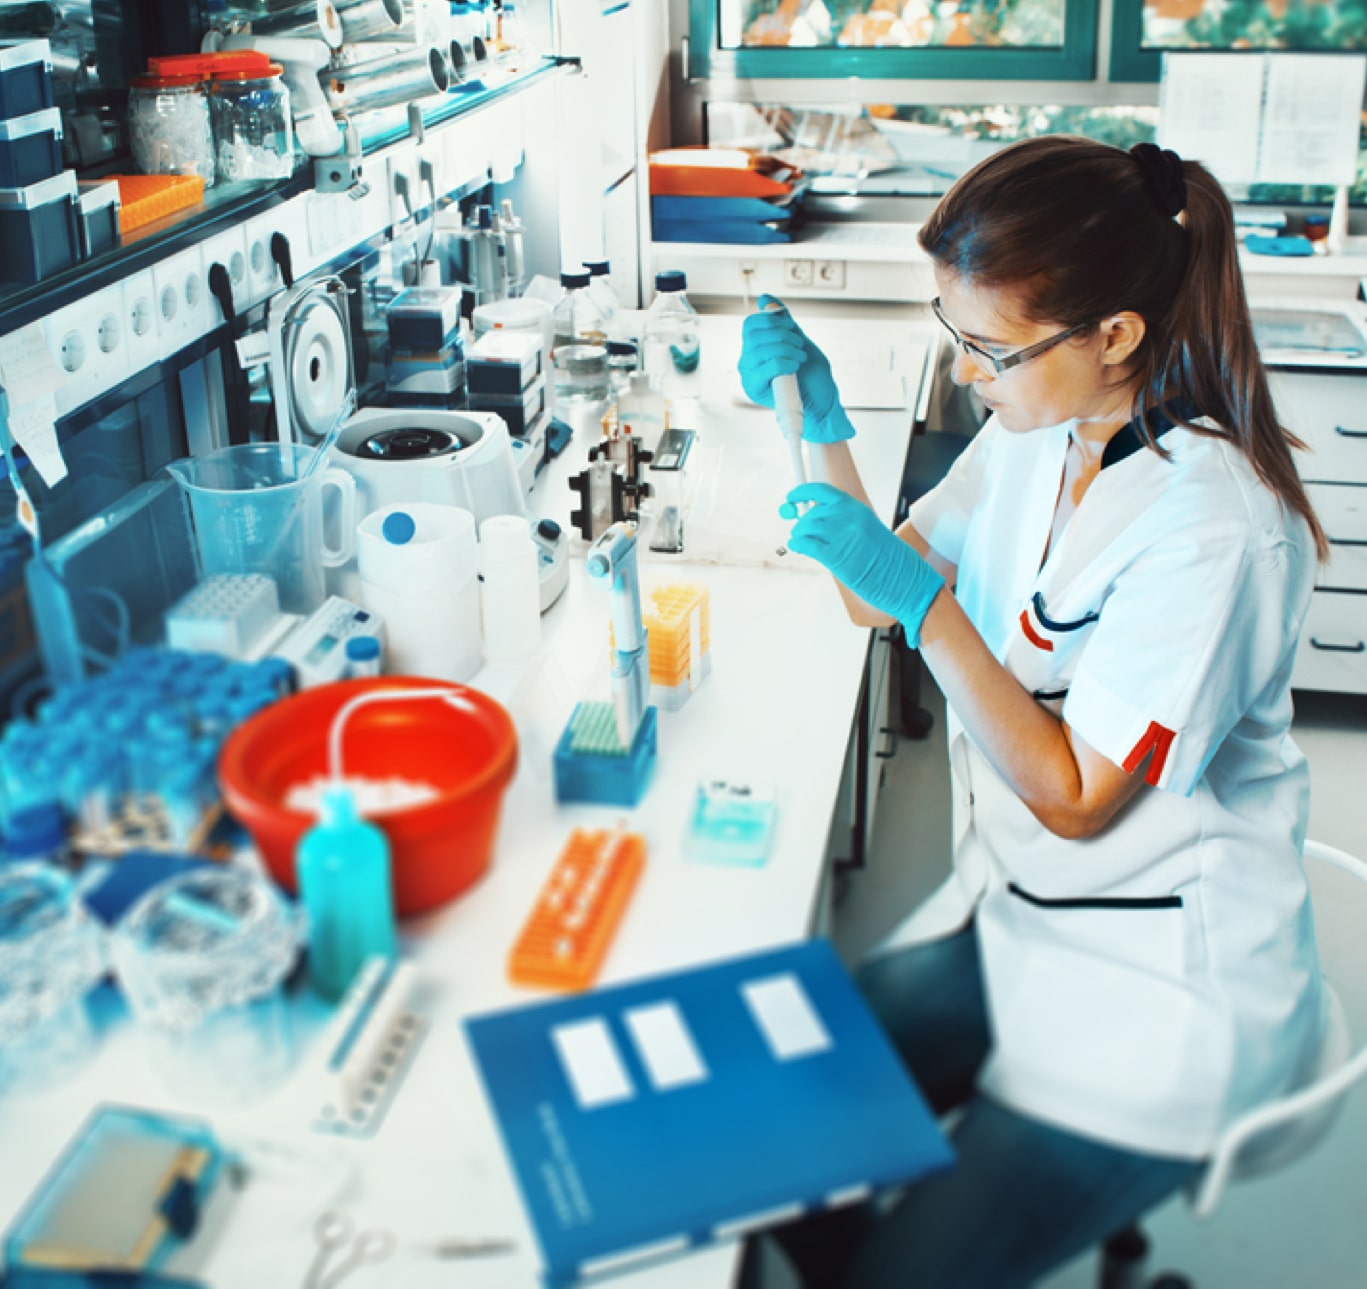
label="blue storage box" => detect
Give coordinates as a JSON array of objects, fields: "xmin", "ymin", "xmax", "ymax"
[
  {"xmin": 0, "ymin": 41, "xmax": 53, "ymax": 121},
  {"xmin": 469, "ymin": 373, "xmax": 544, "ymax": 436},
  {"xmin": 0, "ymin": 169, "xmax": 79, "ymax": 284},
  {"xmin": 386, "ymin": 285, "xmax": 462, "ymax": 350},
  {"xmin": 3, "ymin": 1104, "xmax": 227, "ymax": 1277},
  {"xmin": 76, "ymin": 180, "xmax": 121, "ymax": 258},
  {"xmin": 553, "ymin": 703, "xmax": 658, "ymax": 807},
  {"xmin": 0, "ymin": 108, "xmax": 62, "ymax": 188}
]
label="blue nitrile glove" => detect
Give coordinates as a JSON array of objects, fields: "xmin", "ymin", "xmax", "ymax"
[
  {"xmin": 738, "ymin": 295, "xmax": 857, "ymax": 443},
  {"xmin": 785, "ymin": 482, "xmax": 945, "ymax": 646}
]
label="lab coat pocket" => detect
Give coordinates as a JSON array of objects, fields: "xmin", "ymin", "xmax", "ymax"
[{"xmin": 978, "ymin": 885, "xmax": 1232, "ymax": 1152}]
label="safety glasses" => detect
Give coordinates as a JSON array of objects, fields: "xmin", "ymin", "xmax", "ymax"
[{"xmin": 930, "ymin": 297, "xmax": 1093, "ymax": 377}]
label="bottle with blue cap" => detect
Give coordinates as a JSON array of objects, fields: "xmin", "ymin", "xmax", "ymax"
[
  {"xmin": 344, "ymin": 635, "xmax": 383, "ymax": 679},
  {"xmin": 295, "ymin": 784, "xmax": 397, "ymax": 1002},
  {"xmin": 552, "ymin": 268, "xmax": 607, "ymax": 355},
  {"xmin": 643, "ymin": 270, "xmax": 700, "ymax": 396}
]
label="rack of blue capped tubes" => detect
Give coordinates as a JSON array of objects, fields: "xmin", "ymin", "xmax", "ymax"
[{"xmin": 0, "ymin": 646, "xmax": 293, "ymax": 862}]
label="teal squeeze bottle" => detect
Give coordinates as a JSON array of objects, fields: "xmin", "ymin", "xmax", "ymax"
[{"xmin": 295, "ymin": 786, "xmax": 397, "ymax": 1001}]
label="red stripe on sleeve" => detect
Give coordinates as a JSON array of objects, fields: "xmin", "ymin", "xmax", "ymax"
[
  {"xmin": 1019, "ymin": 609, "xmax": 1053, "ymax": 652},
  {"xmin": 1123, "ymin": 720, "xmax": 1176, "ymax": 785}
]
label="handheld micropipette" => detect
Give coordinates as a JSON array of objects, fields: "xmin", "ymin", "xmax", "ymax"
[
  {"xmin": 766, "ymin": 301, "xmax": 808, "ymax": 502},
  {"xmin": 586, "ymin": 522, "xmax": 649, "ymax": 749}
]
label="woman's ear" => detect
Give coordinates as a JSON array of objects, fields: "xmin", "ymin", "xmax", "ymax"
[{"xmin": 1098, "ymin": 311, "xmax": 1147, "ymax": 368}]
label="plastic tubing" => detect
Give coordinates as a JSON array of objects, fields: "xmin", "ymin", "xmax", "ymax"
[{"xmin": 327, "ymin": 686, "xmax": 476, "ymax": 783}]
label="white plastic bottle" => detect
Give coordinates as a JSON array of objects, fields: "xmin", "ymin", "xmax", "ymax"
[
  {"xmin": 480, "ymin": 514, "xmax": 541, "ymax": 662},
  {"xmin": 583, "ymin": 259, "xmax": 620, "ymax": 328},
  {"xmin": 551, "ymin": 269, "xmax": 607, "ymax": 353},
  {"xmin": 643, "ymin": 270, "xmax": 700, "ymax": 397}
]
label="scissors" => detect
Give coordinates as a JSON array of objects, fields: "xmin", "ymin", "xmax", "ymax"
[{"xmin": 302, "ymin": 1210, "xmax": 396, "ymax": 1289}]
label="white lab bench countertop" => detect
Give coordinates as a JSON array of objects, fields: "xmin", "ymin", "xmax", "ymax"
[{"xmin": 0, "ymin": 313, "xmax": 932, "ymax": 1288}]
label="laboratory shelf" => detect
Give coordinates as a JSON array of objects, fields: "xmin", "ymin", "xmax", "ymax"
[{"xmin": 0, "ymin": 56, "xmax": 577, "ymax": 340}]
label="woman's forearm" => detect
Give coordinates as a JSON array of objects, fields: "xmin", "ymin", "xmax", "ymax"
[
  {"xmin": 807, "ymin": 441, "xmax": 899, "ymax": 627},
  {"xmin": 916, "ymin": 590, "xmax": 1143, "ymax": 838}
]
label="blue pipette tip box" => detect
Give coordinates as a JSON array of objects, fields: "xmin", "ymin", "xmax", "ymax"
[{"xmin": 553, "ymin": 703, "xmax": 658, "ymax": 807}]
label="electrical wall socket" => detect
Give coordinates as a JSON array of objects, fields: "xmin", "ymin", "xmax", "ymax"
[
  {"xmin": 814, "ymin": 260, "xmax": 846, "ymax": 289},
  {"xmin": 783, "ymin": 259, "xmax": 814, "ymax": 287}
]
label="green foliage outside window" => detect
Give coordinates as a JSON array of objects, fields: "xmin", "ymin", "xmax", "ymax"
[
  {"xmin": 1141, "ymin": 0, "xmax": 1367, "ymax": 52},
  {"xmin": 728, "ymin": 0, "xmax": 1065, "ymax": 48}
]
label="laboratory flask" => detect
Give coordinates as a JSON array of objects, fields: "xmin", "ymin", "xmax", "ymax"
[{"xmin": 165, "ymin": 443, "xmax": 356, "ymax": 615}]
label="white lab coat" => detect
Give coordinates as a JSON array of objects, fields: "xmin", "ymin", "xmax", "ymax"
[{"xmin": 900, "ymin": 415, "xmax": 1325, "ymax": 1160}]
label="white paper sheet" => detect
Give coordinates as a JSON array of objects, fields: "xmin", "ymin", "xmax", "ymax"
[
  {"xmin": 1158, "ymin": 53, "xmax": 1264, "ymax": 185},
  {"xmin": 1259, "ymin": 53, "xmax": 1367, "ymax": 187},
  {"xmin": 6, "ymin": 394, "xmax": 68, "ymax": 489}
]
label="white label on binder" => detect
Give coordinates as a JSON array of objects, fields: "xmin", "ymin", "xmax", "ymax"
[
  {"xmin": 551, "ymin": 1017, "xmax": 635, "ymax": 1109},
  {"xmin": 624, "ymin": 1002, "xmax": 709, "ymax": 1092},
  {"xmin": 742, "ymin": 973, "xmax": 833, "ymax": 1062}
]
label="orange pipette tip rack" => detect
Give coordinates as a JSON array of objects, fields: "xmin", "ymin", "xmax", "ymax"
[
  {"xmin": 108, "ymin": 174, "xmax": 206, "ymax": 232},
  {"xmin": 508, "ymin": 828, "xmax": 646, "ymax": 991}
]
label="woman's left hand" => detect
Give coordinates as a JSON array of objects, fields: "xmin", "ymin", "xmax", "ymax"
[{"xmin": 785, "ymin": 482, "xmax": 945, "ymax": 645}]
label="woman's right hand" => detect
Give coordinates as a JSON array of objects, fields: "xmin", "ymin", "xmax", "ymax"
[{"xmin": 738, "ymin": 295, "xmax": 856, "ymax": 442}]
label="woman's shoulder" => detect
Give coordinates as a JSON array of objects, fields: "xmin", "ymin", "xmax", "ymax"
[{"xmin": 1155, "ymin": 423, "xmax": 1316, "ymax": 568}]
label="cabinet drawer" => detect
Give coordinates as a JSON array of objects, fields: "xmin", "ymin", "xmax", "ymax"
[
  {"xmin": 1307, "ymin": 483, "xmax": 1367, "ymax": 591},
  {"xmin": 1292, "ymin": 591, "xmax": 1367, "ymax": 694},
  {"xmin": 1268, "ymin": 370, "xmax": 1367, "ymax": 484}
]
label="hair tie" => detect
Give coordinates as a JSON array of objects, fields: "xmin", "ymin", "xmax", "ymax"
[{"xmin": 1129, "ymin": 142, "xmax": 1187, "ymax": 219}]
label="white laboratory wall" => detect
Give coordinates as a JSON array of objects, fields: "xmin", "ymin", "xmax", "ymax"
[{"xmin": 549, "ymin": 0, "xmax": 671, "ymax": 306}]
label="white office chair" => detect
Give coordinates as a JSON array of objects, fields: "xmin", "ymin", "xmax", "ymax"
[{"xmin": 1100, "ymin": 839, "xmax": 1367, "ymax": 1289}]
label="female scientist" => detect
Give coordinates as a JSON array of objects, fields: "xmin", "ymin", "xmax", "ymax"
[{"xmin": 737, "ymin": 137, "xmax": 1329, "ymax": 1287}]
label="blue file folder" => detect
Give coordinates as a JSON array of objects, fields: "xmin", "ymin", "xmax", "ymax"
[
  {"xmin": 652, "ymin": 218, "xmax": 793, "ymax": 245},
  {"xmin": 650, "ymin": 195, "xmax": 796, "ymax": 223},
  {"xmin": 466, "ymin": 938, "xmax": 954, "ymax": 1285}
]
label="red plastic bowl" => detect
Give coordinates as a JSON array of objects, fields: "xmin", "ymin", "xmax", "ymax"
[{"xmin": 218, "ymin": 677, "xmax": 518, "ymax": 918}]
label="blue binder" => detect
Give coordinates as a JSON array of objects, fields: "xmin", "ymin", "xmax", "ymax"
[
  {"xmin": 650, "ymin": 195, "xmax": 796, "ymax": 223},
  {"xmin": 466, "ymin": 938, "xmax": 954, "ymax": 1285},
  {"xmin": 653, "ymin": 218, "xmax": 793, "ymax": 245}
]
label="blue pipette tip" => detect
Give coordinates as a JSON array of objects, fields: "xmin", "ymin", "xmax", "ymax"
[
  {"xmin": 382, "ymin": 511, "xmax": 416, "ymax": 545},
  {"xmin": 778, "ymin": 502, "xmax": 798, "ymax": 520}
]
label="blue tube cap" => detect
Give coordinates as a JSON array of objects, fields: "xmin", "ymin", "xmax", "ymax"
[
  {"xmin": 382, "ymin": 511, "xmax": 416, "ymax": 545},
  {"xmin": 345, "ymin": 636, "xmax": 381, "ymax": 662}
]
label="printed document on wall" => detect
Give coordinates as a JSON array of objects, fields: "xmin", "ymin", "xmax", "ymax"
[
  {"xmin": 1258, "ymin": 54, "xmax": 1366, "ymax": 187},
  {"xmin": 1158, "ymin": 53, "xmax": 1263, "ymax": 185}
]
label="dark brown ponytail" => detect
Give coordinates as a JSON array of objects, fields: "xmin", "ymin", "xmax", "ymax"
[{"xmin": 919, "ymin": 136, "xmax": 1328, "ymax": 559}]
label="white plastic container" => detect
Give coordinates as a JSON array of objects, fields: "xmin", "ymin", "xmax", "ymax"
[
  {"xmin": 472, "ymin": 296, "xmax": 553, "ymax": 383},
  {"xmin": 479, "ymin": 513, "xmax": 540, "ymax": 662},
  {"xmin": 357, "ymin": 503, "xmax": 482, "ymax": 682}
]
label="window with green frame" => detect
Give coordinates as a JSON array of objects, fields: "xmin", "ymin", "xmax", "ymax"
[
  {"xmin": 688, "ymin": 0, "xmax": 1099, "ymax": 78},
  {"xmin": 1111, "ymin": 0, "xmax": 1367, "ymax": 81}
]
